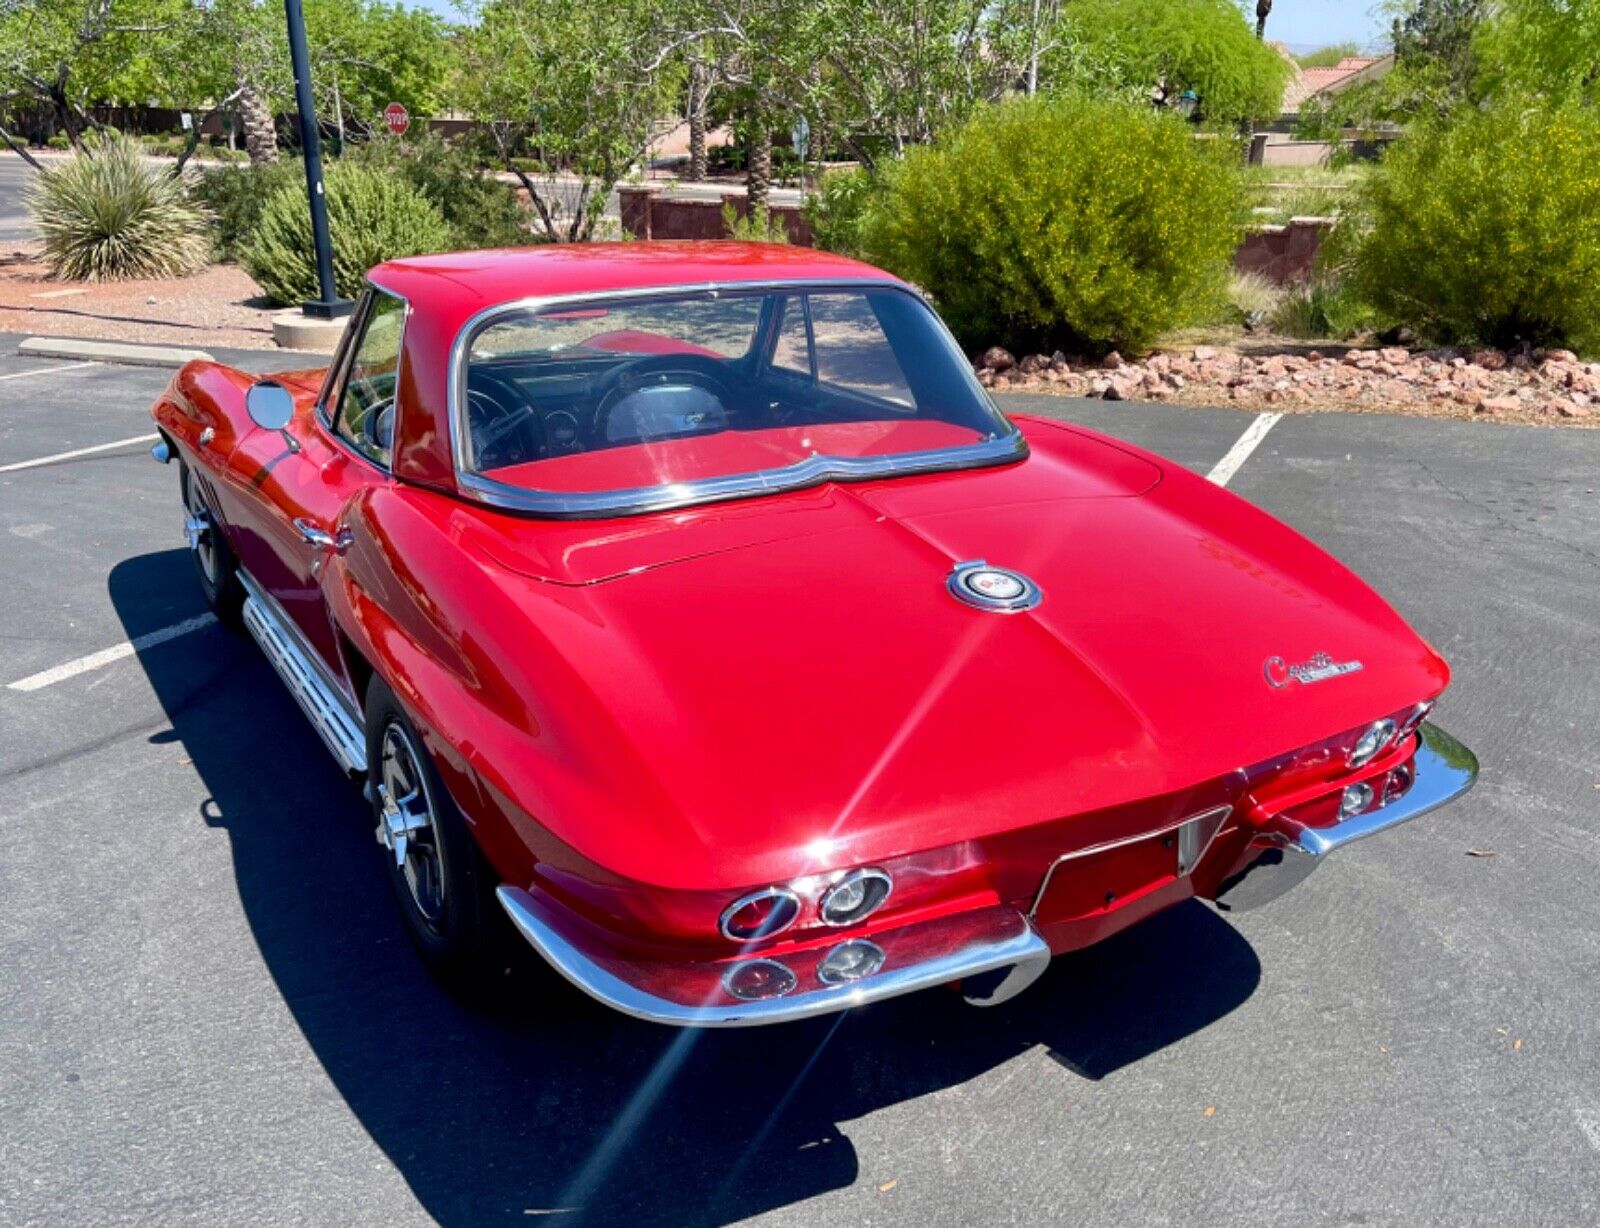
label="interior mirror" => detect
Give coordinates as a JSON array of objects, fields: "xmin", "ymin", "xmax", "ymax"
[{"xmin": 246, "ymin": 380, "xmax": 295, "ymax": 432}]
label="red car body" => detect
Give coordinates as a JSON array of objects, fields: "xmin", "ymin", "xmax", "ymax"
[{"xmin": 149, "ymin": 243, "xmax": 1477, "ymax": 1026}]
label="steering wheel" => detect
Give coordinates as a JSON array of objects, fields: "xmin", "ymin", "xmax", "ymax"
[
  {"xmin": 591, "ymin": 353, "xmax": 735, "ymax": 445},
  {"xmin": 466, "ymin": 370, "xmax": 546, "ymax": 471},
  {"xmin": 365, "ymin": 396, "xmax": 396, "ymax": 453}
]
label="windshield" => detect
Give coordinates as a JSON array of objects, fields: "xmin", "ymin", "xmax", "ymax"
[{"xmin": 454, "ymin": 285, "xmax": 1019, "ymax": 512}]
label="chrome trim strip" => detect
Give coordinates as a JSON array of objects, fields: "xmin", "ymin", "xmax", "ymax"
[
  {"xmin": 1215, "ymin": 722, "xmax": 1477, "ymax": 911},
  {"xmin": 1029, "ymin": 805, "xmax": 1235, "ymax": 917},
  {"xmin": 314, "ymin": 288, "xmax": 371, "ymax": 422},
  {"xmin": 446, "ymin": 279, "xmax": 1026, "ymax": 519},
  {"xmin": 238, "ymin": 570, "xmax": 367, "ymax": 775},
  {"xmin": 497, "ymin": 886, "xmax": 1051, "ymax": 1028}
]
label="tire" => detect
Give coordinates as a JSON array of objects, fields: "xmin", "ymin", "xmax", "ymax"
[
  {"xmin": 179, "ymin": 462, "xmax": 244, "ymax": 627},
  {"xmin": 365, "ymin": 678, "xmax": 512, "ymax": 994}
]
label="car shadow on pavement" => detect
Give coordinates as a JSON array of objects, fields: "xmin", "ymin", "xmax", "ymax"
[{"xmin": 113, "ymin": 550, "xmax": 1262, "ymax": 1228}]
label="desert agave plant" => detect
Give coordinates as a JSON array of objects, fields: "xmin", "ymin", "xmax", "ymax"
[{"xmin": 26, "ymin": 135, "xmax": 211, "ymax": 281}]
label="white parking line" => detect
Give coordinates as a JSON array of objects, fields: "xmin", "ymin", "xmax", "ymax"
[
  {"xmin": 1207, "ymin": 412, "xmax": 1283, "ymax": 487},
  {"xmin": 0, "ymin": 360, "xmax": 99, "ymax": 382},
  {"xmin": 7, "ymin": 613, "xmax": 217, "ymax": 693},
  {"xmin": 0, "ymin": 433, "xmax": 160, "ymax": 474}
]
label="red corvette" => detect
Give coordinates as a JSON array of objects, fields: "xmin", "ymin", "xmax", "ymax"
[{"xmin": 148, "ymin": 243, "xmax": 1477, "ymax": 1025}]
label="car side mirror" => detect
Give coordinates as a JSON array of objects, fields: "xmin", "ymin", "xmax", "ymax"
[
  {"xmin": 246, "ymin": 380, "xmax": 295, "ymax": 431},
  {"xmin": 245, "ymin": 380, "xmax": 300, "ymax": 454}
]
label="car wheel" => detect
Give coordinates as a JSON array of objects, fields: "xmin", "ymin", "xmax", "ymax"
[
  {"xmin": 180, "ymin": 463, "xmax": 243, "ymax": 627},
  {"xmin": 365, "ymin": 679, "xmax": 511, "ymax": 993}
]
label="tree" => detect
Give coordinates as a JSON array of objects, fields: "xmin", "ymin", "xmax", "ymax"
[
  {"xmin": 1476, "ymin": 0, "xmax": 1600, "ymax": 104},
  {"xmin": 1255, "ymin": 0, "xmax": 1272, "ymax": 41},
  {"xmin": 156, "ymin": 0, "xmax": 453, "ymax": 165},
  {"xmin": 684, "ymin": 53, "xmax": 713, "ymax": 180},
  {"xmin": 1296, "ymin": 42, "xmax": 1361, "ymax": 69},
  {"xmin": 1298, "ymin": 0, "xmax": 1489, "ymax": 135},
  {"xmin": 1041, "ymin": 0, "xmax": 1291, "ymax": 124},
  {"xmin": 457, "ymin": 0, "xmax": 675, "ymax": 241},
  {"xmin": 1390, "ymin": 0, "xmax": 1486, "ymax": 99},
  {"xmin": 0, "ymin": 0, "xmax": 186, "ymax": 145}
]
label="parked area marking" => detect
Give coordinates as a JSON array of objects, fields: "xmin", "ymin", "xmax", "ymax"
[
  {"xmin": 7, "ymin": 613, "xmax": 217, "ymax": 693},
  {"xmin": 1207, "ymin": 412, "xmax": 1283, "ymax": 487},
  {"xmin": 0, "ymin": 432, "xmax": 160, "ymax": 474},
  {"xmin": 0, "ymin": 360, "xmax": 99, "ymax": 382}
]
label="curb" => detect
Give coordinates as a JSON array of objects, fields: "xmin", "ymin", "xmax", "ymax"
[
  {"xmin": 271, "ymin": 310, "xmax": 347, "ymax": 354},
  {"xmin": 18, "ymin": 337, "xmax": 213, "ymax": 369}
]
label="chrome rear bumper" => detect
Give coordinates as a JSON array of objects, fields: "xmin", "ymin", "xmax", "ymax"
[
  {"xmin": 1215, "ymin": 722, "xmax": 1478, "ymax": 910},
  {"xmin": 497, "ymin": 885, "xmax": 1051, "ymax": 1028}
]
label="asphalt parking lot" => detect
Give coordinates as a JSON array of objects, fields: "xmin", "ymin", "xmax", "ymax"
[{"xmin": 1, "ymin": 332, "xmax": 1597, "ymax": 1227}]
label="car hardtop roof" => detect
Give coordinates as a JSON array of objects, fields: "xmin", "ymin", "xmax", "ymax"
[{"xmin": 368, "ymin": 241, "xmax": 904, "ymax": 317}]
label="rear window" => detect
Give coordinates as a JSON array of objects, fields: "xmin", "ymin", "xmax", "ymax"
[{"xmin": 456, "ymin": 285, "xmax": 1011, "ymax": 500}]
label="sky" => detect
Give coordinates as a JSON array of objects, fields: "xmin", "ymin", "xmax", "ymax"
[
  {"xmin": 1265, "ymin": 1, "xmax": 1391, "ymax": 53},
  {"xmin": 403, "ymin": 0, "xmax": 1392, "ymax": 55}
]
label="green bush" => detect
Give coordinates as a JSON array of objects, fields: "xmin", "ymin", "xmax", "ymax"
[
  {"xmin": 721, "ymin": 202, "xmax": 789, "ymax": 243},
  {"xmin": 803, "ymin": 168, "xmax": 883, "ymax": 259},
  {"xmin": 1225, "ymin": 270, "xmax": 1281, "ymax": 322},
  {"xmin": 1269, "ymin": 276, "xmax": 1380, "ymax": 340},
  {"xmin": 240, "ymin": 160, "xmax": 450, "ymax": 305},
  {"xmin": 346, "ymin": 134, "xmax": 533, "ymax": 248},
  {"xmin": 192, "ymin": 159, "xmax": 305, "ymax": 261},
  {"xmin": 1345, "ymin": 104, "xmax": 1600, "ymax": 354},
  {"xmin": 26, "ymin": 134, "xmax": 211, "ymax": 281},
  {"xmin": 859, "ymin": 94, "xmax": 1244, "ymax": 354}
]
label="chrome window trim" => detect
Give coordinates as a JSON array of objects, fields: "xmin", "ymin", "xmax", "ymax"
[
  {"xmin": 322, "ymin": 284, "xmax": 410, "ymax": 473},
  {"xmin": 315, "ymin": 288, "xmax": 372, "ymax": 426},
  {"xmin": 447, "ymin": 278, "xmax": 1026, "ymax": 520}
]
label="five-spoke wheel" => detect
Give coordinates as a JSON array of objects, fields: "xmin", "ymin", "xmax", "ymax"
[
  {"xmin": 179, "ymin": 463, "xmax": 243, "ymax": 625},
  {"xmin": 376, "ymin": 721, "xmax": 449, "ymax": 931}
]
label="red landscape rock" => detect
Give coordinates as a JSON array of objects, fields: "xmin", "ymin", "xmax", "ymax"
[{"xmin": 971, "ymin": 342, "xmax": 1597, "ymax": 426}]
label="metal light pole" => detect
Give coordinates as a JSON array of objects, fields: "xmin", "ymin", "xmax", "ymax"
[{"xmin": 283, "ymin": 0, "xmax": 352, "ymax": 319}]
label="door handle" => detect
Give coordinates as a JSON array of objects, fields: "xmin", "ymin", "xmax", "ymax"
[{"xmin": 294, "ymin": 518, "xmax": 353, "ymax": 553}]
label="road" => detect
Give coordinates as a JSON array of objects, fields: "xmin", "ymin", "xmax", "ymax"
[
  {"xmin": 0, "ymin": 154, "xmax": 36, "ymax": 245},
  {"xmin": 0, "ymin": 340, "xmax": 1596, "ymax": 1226}
]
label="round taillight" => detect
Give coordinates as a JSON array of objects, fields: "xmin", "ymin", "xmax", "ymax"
[
  {"xmin": 722, "ymin": 958, "xmax": 796, "ymax": 1001},
  {"xmin": 1340, "ymin": 781, "xmax": 1375, "ymax": 817},
  {"xmin": 1383, "ymin": 763, "xmax": 1415, "ymax": 805},
  {"xmin": 719, "ymin": 888, "xmax": 801, "ymax": 942},
  {"xmin": 1349, "ymin": 719, "xmax": 1398, "ymax": 768},
  {"xmin": 818, "ymin": 868, "xmax": 893, "ymax": 927},
  {"xmin": 817, "ymin": 939, "xmax": 887, "ymax": 986}
]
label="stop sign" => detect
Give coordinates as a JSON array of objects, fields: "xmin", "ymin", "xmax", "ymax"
[{"xmin": 384, "ymin": 103, "xmax": 409, "ymax": 136}]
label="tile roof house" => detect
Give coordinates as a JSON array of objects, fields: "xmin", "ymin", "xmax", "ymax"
[{"xmin": 1275, "ymin": 47, "xmax": 1395, "ymax": 116}]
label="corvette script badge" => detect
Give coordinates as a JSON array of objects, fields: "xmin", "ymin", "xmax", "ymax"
[{"xmin": 1263, "ymin": 652, "xmax": 1364, "ymax": 688}]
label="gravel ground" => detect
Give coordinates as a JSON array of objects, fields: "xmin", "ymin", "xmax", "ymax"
[{"xmin": 0, "ymin": 250, "xmax": 278, "ymax": 350}]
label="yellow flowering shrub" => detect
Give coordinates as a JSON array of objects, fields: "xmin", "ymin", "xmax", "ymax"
[
  {"xmin": 1346, "ymin": 105, "xmax": 1600, "ymax": 355},
  {"xmin": 858, "ymin": 94, "xmax": 1243, "ymax": 355}
]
